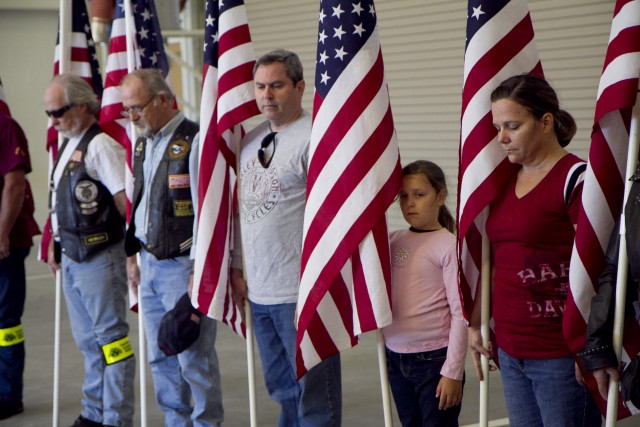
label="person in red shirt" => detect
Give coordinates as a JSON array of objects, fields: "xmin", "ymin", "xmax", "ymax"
[
  {"xmin": 0, "ymin": 111, "xmax": 39, "ymax": 420},
  {"xmin": 467, "ymin": 74, "xmax": 601, "ymax": 426}
]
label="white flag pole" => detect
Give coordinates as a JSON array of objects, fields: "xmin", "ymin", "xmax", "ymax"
[
  {"xmin": 59, "ymin": 0, "xmax": 71, "ymax": 75},
  {"xmin": 52, "ymin": 270, "xmax": 62, "ymax": 427},
  {"xmin": 605, "ymin": 100, "xmax": 640, "ymax": 426},
  {"xmin": 234, "ymin": 124, "xmax": 258, "ymax": 427},
  {"xmin": 123, "ymin": 0, "xmax": 136, "ymax": 76},
  {"xmin": 135, "ymin": 254, "xmax": 146, "ymax": 427},
  {"xmin": 52, "ymin": 1, "xmax": 71, "ymax": 425},
  {"xmin": 122, "ymin": 1, "xmax": 147, "ymax": 426},
  {"xmin": 245, "ymin": 300, "xmax": 258, "ymax": 427},
  {"xmin": 376, "ymin": 330, "xmax": 393, "ymax": 427},
  {"xmin": 479, "ymin": 232, "xmax": 491, "ymax": 427}
]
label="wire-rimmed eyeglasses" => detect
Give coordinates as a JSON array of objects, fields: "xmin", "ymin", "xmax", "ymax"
[
  {"xmin": 257, "ymin": 132, "xmax": 277, "ymax": 168},
  {"xmin": 121, "ymin": 95, "xmax": 156, "ymax": 118}
]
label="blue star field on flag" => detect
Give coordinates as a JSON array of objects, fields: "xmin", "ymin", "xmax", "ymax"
[
  {"xmin": 204, "ymin": 0, "xmax": 246, "ymax": 68},
  {"xmin": 203, "ymin": 0, "xmax": 220, "ymax": 66},
  {"xmin": 466, "ymin": 1, "xmax": 510, "ymax": 49},
  {"xmin": 55, "ymin": 0, "xmax": 103, "ymax": 98},
  {"xmin": 315, "ymin": 0, "xmax": 376, "ymax": 97},
  {"xmin": 115, "ymin": 0, "xmax": 169, "ymax": 75}
]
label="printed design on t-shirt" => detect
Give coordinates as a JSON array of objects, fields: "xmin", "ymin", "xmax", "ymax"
[
  {"xmin": 394, "ymin": 247, "xmax": 410, "ymax": 265},
  {"xmin": 518, "ymin": 260, "xmax": 570, "ymax": 319},
  {"xmin": 240, "ymin": 157, "xmax": 280, "ymax": 223}
]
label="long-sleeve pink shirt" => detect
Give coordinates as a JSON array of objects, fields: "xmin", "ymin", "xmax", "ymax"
[{"xmin": 382, "ymin": 228, "xmax": 467, "ymax": 380}]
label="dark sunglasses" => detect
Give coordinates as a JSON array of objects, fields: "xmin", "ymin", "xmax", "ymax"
[
  {"xmin": 45, "ymin": 103, "xmax": 74, "ymax": 118},
  {"xmin": 257, "ymin": 132, "xmax": 278, "ymax": 168}
]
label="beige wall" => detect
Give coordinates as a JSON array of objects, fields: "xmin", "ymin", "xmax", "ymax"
[{"xmin": 0, "ymin": 6, "xmax": 59, "ymax": 229}]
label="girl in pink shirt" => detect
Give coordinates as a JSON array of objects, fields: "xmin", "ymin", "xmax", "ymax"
[{"xmin": 383, "ymin": 160, "xmax": 467, "ymax": 427}]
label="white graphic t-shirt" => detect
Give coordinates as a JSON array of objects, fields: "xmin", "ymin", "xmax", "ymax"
[{"xmin": 239, "ymin": 112, "xmax": 310, "ymax": 304}]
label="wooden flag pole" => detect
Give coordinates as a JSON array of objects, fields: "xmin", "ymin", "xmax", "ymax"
[
  {"xmin": 376, "ymin": 330, "xmax": 393, "ymax": 427},
  {"xmin": 605, "ymin": 101, "xmax": 640, "ymax": 426}
]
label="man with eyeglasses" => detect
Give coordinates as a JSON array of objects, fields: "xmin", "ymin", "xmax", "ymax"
[
  {"xmin": 43, "ymin": 74, "xmax": 134, "ymax": 427},
  {"xmin": 120, "ymin": 68, "xmax": 223, "ymax": 427},
  {"xmin": 235, "ymin": 49, "xmax": 342, "ymax": 426}
]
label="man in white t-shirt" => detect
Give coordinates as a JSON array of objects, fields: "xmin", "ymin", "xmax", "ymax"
[
  {"xmin": 235, "ymin": 49, "xmax": 342, "ymax": 426},
  {"xmin": 44, "ymin": 74, "xmax": 134, "ymax": 427}
]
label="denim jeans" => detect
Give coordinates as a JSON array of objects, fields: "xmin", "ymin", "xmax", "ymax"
[
  {"xmin": 139, "ymin": 250, "xmax": 223, "ymax": 427},
  {"xmin": 498, "ymin": 348, "xmax": 602, "ymax": 427},
  {"xmin": 250, "ymin": 301, "xmax": 342, "ymax": 427},
  {"xmin": 62, "ymin": 243, "xmax": 135, "ymax": 427},
  {"xmin": 0, "ymin": 248, "xmax": 29, "ymax": 404},
  {"xmin": 386, "ymin": 347, "xmax": 462, "ymax": 427}
]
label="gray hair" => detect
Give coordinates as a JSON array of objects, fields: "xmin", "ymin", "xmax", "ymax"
[
  {"xmin": 253, "ymin": 49, "xmax": 304, "ymax": 86},
  {"xmin": 51, "ymin": 74, "xmax": 101, "ymax": 114},
  {"xmin": 121, "ymin": 68, "xmax": 174, "ymax": 103}
]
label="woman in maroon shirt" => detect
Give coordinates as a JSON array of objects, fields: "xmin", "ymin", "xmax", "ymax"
[{"xmin": 467, "ymin": 74, "xmax": 601, "ymax": 427}]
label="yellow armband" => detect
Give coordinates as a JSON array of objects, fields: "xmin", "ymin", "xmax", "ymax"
[
  {"xmin": 102, "ymin": 336, "xmax": 134, "ymax": 365},
  {"xmin": 0, "ymin": 324, "xmax": 24, "ymax": 347}
]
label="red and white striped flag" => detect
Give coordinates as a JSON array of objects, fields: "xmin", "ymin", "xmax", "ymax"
[
  {"xmin": 565, "ymin": 0, "xmax": 640, "ymax": 418},
  {"xmin": 296, "ymin": 0, "xmax": 402, "ymax": 377},
  {"xmin": 457, "ymin": 0, "xmax": 543, "ymax": 319},
  {"xmin": 0, "ymin": 77, "xmax": 10, "ymax": 116},
  {"xmin": 100, "ymin": 0, "xmax": 170, "ymax": 221},
  {"xmin": 191, "ymin": 0, "xmax": 259, "ymax": 337},
  {"xmin": 39, "ymin": 0, "xmax": 103, "ymax": 262}
]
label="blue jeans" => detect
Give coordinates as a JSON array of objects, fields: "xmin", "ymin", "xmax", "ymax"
[
  {"xmin": 0, "ymin": 248, "xmax": 29, "ymax": 404},
  {"xmin": 250, "ymin": 301, "xmax": 342, "ymax": 427},
  {"xmin": 139, "ymin": 250, "xmax": 223, "ymax": 427},
  {"xmin": 498, "ymin": 348, "xmax": 602, "ymax": 427},
  {"xmin": 62, "ymin": 243, "xmax": 135, "ymax": 427},
  {"xmin": 386, "ymin": 347, "xmax": 462, "ymax": 427}
]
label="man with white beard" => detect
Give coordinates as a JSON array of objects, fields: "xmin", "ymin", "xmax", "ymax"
[{"xmin": 44, "ymin": 74, "xmax": 134, "ymax": 427}]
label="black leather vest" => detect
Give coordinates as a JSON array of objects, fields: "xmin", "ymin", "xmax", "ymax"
[
  {"xmin": 125, "ymin": 118, "xmax": 198, "ymax": 260},
  {"xmin": 55, "ymin": 124, "xmax": 125, "ymax": 262}
]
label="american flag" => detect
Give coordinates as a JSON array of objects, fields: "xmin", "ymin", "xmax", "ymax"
[
  {"xmin": 100, "ymin": 0, "xmax": 170, "ymax": 219},
  {"xmin": 565, "ymin": 0, "xmax": 640, "ymax": 418},
  {"xmin": 296, "ymin": 0, "xmax": 402, "ymax": 377},
  {"xmin": 0, "ymin": 77, "xmax": 10, "ymax": 116},
  {"xmin": 457, "ymin": 0, "xmax": 543, "ymax": 319},
  {"xmin": 190, "ymin": 0, "xmax": 259, "ymax": 337},
  {"xmin": 39, "ymin": 0, "xmax": 103, "ymax": 262}
]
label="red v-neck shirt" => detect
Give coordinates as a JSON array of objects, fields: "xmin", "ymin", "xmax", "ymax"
[{"xmin": 486, "ymin": 154, "xmax": 583, "ymax": 359}]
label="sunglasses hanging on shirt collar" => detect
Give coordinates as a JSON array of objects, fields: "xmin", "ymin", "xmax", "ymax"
[{"xmin": 257, "ymin": 131, "xmax": 278, "ymax": 168}]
